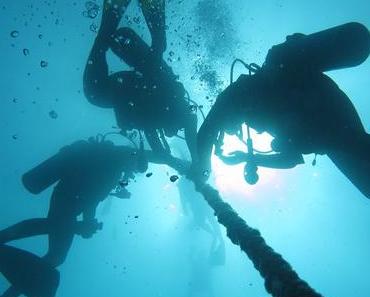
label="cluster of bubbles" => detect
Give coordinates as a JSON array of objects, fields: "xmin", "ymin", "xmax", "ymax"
[
  {"xmin": 83, "ymin": 1, "xmax": 101, "ymax": 33},
  {"xmin": 82, "ymin": 1, "xmax": 100, "ymax": 19},
  {"xmin": 194, "ymin": 0, "xmax": 237, "ymax": 59},
  {"xmin": 194, "ymin": 59, "xmax": 224, "ymax": 96}
]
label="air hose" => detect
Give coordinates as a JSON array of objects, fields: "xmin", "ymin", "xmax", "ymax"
[
  {"xmin": 223, "ymin": 59, "xmax": 272, "ymax": 184},
  {"xmin": 95, "ymin": 131, "xmax": 140, "ymax": 149},
  {"xmin": 185, "ymin": 90, "xmax": 206, "ymax": 121}
]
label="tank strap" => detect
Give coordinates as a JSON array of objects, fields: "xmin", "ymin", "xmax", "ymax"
[{"xmin": 196, "ymin": 183, "xmax": 324, "ymax": 297}]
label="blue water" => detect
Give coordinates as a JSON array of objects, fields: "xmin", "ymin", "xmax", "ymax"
[{"xmin": 1, "ymin": 1, "xmax": 369, "ymax": 297}]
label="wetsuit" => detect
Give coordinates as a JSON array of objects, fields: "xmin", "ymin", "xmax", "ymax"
[
  {"xmin": 0, "ymin": 141, "xmax": 143, "ymax": 267},
  {"xmin": 197, "ymin": 44, "xmax": 370, "ymax": 198},
  {"xmin": 84, "ymin": 1, "xmax": 198, "ymax": 161},
  {"xmin": 100, "ymin": 0, "xmax": 166, "ymax": 56}
]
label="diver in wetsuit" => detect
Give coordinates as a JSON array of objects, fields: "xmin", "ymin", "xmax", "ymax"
[
  {"xmin": 0, "ymin": 245, "xmax": 59, "ymax": 297},
  {"xmin": 178, "ymin": 177, "xmax": 225, "ymax": 265},
  {"xmin": 197, "ymin": 22, "xmax": 370, "ymax": 198},
  {"xmin": 83, "ymin": 0, "xmax": 198, "ymax": 162},
  {"xmin": 0, "ymin": 137, "xmax": 148, "ymax": 268}
]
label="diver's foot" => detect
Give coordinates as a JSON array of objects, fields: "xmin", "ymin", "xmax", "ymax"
[
  {"xmin": 103, "ymin": 0, "xmax": 128, "ymax": 15},
  {"xmin": 99, "ymin": 0, "xmax": 128, "ymax": 36}
]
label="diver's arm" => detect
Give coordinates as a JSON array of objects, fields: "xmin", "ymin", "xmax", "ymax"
[
  {"xmin": 197, "ymin": 74, "xmax": 252, "ymax": 178},
  {"xmin": 83, "ymin": 34, "xmax": 113, "ymax": 108},
  {"xmin": 78, "ymin": 203, "xmax": 102, "ymax": 238},
  {"xmin": 253, "ymin": 153, "xmax": 304, "ymax": 169},
  {"xmin": 197, "ymin": 107, "xmax": 222, "ymax": 175},
  {"xmin": 140, "ymin": 0, "xmax": 166, "ymax": 55},
  {"xmin": 197, "ymin": 88, "xmax": 236, "ymax": 178}
]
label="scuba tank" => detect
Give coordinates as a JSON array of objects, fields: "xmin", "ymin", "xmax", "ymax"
[
  {"xmin": 265, "ymin": 22, "xmax": 370, "ymax": 72},
  {"xmin": 110, "ymin": 27, "xmax": 174, "ymax": 78},
  {"xmin": 22, "ymin": 141, "xmax": 88, "ymax": 195},
  {"xmin": 0, "ymin": 244, "xmax": 60, "ymax": 297}
]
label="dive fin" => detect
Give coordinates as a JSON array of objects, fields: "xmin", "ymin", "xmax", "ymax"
[
  {"xmin": 328, "ymin": 148, "xmax": 370, "ymax": 199},
  {"xmin": 0, "ymin": 244, "xmax": 59, "ymax": 297}
]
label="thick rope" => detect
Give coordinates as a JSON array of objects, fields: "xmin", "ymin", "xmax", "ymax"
[
  {"xmin": 197, "ymin": 183, "xmax": 324, "ymax": 297},
  {"xmin": 143, "ymin": 151, "xmax": 323, "ymax": 297}
]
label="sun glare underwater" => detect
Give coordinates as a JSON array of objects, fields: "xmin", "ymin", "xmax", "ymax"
[{"xmin": 1, "ymin": 1, "xmax": 369, "ymax": 297}]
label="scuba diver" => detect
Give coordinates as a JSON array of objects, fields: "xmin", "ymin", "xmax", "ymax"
[
  {"xmin": 0, "ymin": 136, "xmax": 148, "ymax": 268},
  {"xmin": 197, "ymin": 22, "xmax": 370, "ymax": 198},
  {"xmin": 178, "ymin": 177, "xmax": 225, "ymax": 266},
  {"xmin": 83, "ymin": 0, "xmax": 198, "ymax": 163},
  {"xmin": 0, "ymin": 244, "xmax": 60, "ymax": 297}
]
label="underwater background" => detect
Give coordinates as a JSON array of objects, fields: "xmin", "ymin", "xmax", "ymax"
[{"xmin": 1, "ymin": 0, "xmax": 369, "ymax": 296}]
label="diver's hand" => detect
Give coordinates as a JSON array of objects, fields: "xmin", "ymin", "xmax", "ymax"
[
  {"xmin": 76, "ymin": 219, "xmax": 103, "ymax": 239},
  {"xmin": 218, "ymin": 151, "xmax": 249, "ymax": 165}
]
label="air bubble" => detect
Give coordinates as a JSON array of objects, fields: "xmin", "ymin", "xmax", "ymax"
[
  {"xmin": 40, "ymin": 60, "xmax": 48, "ymax": 68},
  {"xmin": 10, "ymin": 30, "xmax": 19, "ymax": 38},
  {"xmin": 170, "ymin": 175, "xmax": 179, "ymax": 182},
  {"xmin": 49, "ymin": 110, "xmax": 58, "ymax": 119}
]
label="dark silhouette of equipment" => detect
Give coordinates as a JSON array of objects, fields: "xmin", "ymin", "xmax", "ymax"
[
  {"xmin": 265, "ymin": 22, "xmax": 370, "ymax": 72},
  {"xmin": 217, "ymin": 22, "xmax": 370, "ymax": 187},
  {"xmin": 244, "ymin": 137, "xmax": 259, "ymax": 185}
]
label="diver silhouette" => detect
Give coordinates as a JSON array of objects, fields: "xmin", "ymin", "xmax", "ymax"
[
  {"xmin": 0, "ymin": 137, "xmax": 148, "ymax": 268},
  {"xmin": 101, "ymin": 0, "xmax": 166, "ymax": 58},
  {"xmin": 0, "ymin": 244, "xmax": 60, "ymax": 297},
  {"xmin": 83, "ymin": 0, "xmax": 198, "ymax": 163},
  {"xmin": 197, "ymin": 22, "xmax": 370, "ymax": 198},
  {"xmin": 178, "ymin": 177, "xmax": 225, "ymax": 266}
]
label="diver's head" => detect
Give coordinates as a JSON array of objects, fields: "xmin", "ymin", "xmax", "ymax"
[
  {"xmin": 220, "ymin": 85, "xmax": 262, "ymax": 136},
  {"xmin": 220, "ymin": 105, "xmax": 245, "ymax": 136},
  {"xmin": 110, "ymin": 27, "xmax": 151, "ymax": 74}
]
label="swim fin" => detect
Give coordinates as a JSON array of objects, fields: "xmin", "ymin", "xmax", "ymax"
[
  {"xmin": 0, "ymin": 244, "xmax": 59, "ymax": 297},
  {"xmin": 328, "ymin": 139, "xmax": 370, "ymax": 199}
]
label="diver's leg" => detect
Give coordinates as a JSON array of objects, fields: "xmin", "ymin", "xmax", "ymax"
[
  {"xmin": 83, "ymin": 0, "xmax": 130, "ymax": 107},
  {"xmin": 139, "ymin": 0, "xmax": 166, "ymax": 57},
  {"xmin": 43, "ymin": 220, "xmax": 75, "ymax": 267},
  {"xmin": 43, "ymin": 188, "xmax": 76, "ymax": 267},
  {"xmin": 101, "ymin": 0, "xmax": 130, "ymax": 36},
  {"xmin": 0, "ymin": 218, "xmax": 49, "ymax": 244}
]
